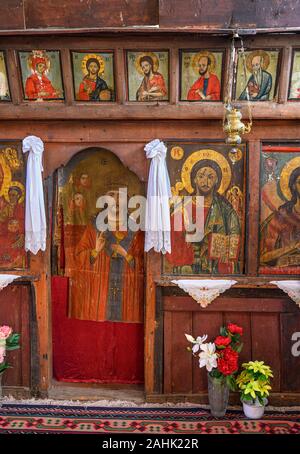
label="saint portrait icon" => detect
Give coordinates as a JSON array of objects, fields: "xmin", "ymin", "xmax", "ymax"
[
  {"xmin": 19, "ymin": 50, "xmax": 64, "ymax": 101},
  {"xmin": 288, "ymin": 50, "xmax": 300, "ymax": 100},
  {"xmin": 235, "ymin": 49, "xmax": 280, "ymax": 102},
  {"xmin": 126, "ymin": 51, "xmax": 169, "ymax": 102},
  {"xmin": 180, "ymin": 50, "xmax": 223, "ymax": 101},
  {"xmin": 164, "ymin": 143, "xmax": 246, "ymax": 275},
  {"xmin": 260, "ymin": 151, "xmax": 300, "ymax": 274},
  {"xmin": 72, "ymin": 51, "xmax": 115, "ymax": 102},
  {"xmin": 0, "ymin": 51, "xmax": 10, "ymax": 101}
]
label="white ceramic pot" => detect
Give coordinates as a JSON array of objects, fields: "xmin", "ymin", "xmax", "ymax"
[{"xmin": 242, "ymin": 399, "xmax": 267, "ymax": 419}]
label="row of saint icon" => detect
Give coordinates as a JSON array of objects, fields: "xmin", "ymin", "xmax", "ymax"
[{"xmin": 0, "ymin": 48, "xmax": 299, "ymax": 102}]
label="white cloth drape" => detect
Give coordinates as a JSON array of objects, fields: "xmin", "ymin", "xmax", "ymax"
[
  {"xmin": 22, "ymin": 135, "xmax": 46, "ymax": 254},
  {"xmin": 0, "ymin": 274, "xmax": 21, "ymax": 291},
  {"xmin": 144, "ymin": 139, "xmax": 171, "ymax": 254},
  {"xmin": 270, "ymin": 280, "xmax": 300, "ymax": 307}
]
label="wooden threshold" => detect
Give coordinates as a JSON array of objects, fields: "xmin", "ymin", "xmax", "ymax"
[{"xmin": 48, "ymin": 380, "xmax": 145, "ymax": 403}]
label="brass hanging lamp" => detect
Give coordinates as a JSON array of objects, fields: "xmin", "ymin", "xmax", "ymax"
[{"xmin": 223, "ymin": 32, "xmax": 252, "ymax": 147}]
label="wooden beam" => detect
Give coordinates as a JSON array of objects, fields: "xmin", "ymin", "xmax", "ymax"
[
  {"xmin": 163, "ymin": 296, "xmax": 298, "ymax": 313},
  {"xmin": 247, "ymin": 140, "xmax": 261, "ymax": 275},
  {"xmin": 1, "ymin": 102, "xmax": 300, "ymax": 121}
]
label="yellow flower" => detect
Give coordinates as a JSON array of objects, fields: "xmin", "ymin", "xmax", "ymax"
[
  {"xmin": 241, "ymin": 361, "xmax": 273, "ymax": 378},
  {"xmin": 236, "ymin": 361, "xmax": 273, "ymax": 403}
]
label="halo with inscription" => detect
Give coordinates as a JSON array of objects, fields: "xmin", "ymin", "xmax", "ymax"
[
  {"xmin": 192, "ymin": 51, "xmax": 216, "ymax": 75},
  {"xmin": 245, "ymin": 50, "xmax": 270, "ymax": 73},
  {"xmin": 135, "ymin": 52, "xmax": 160, "ymax": 76},
  {"xmin": 178, "ymin": 149, "xmax": 232, "ymax": 195},
  {"xmin": 81, "ymin": 54, "xmax": 105, "ymax": 76}
]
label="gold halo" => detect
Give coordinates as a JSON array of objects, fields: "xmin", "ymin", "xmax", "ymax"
[
  {"xmin": 279, "ymin": 157, "xmax": 300, "ymax": 200},
  {"xmin": 180, "ymin": 149, "xmax": 232, "ymax": 195},
  {"xmin": 81, "ymin": 53, "xmax": 105, "ymax": 75},
  {"xmin": 192, "ymin": 51, "xmax": 216, "ymax": 75},
  {"xmin": 135, "ymin": 52, "xmax": 159, "ymax": 76},
  {"xmin": 27, "ymin": 50, "xmax": 51, "ymax": 73},
  {"xmin": 0, "ymin": 154, "xmax": 12, "ymax": 201},
  {"xmin": 245, "ymin": 50, "xmax": 270, "ymax": 72}
]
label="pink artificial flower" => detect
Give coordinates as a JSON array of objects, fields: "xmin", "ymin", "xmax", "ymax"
[
  {"xmin": 0, "ymin": 346, "xmax": 6, "ymax": 363},
  {"xmin": 0, "ymin": 325, "xmax": 12, "ymax": 340}
]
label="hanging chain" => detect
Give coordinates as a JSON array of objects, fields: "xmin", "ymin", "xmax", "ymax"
[
  {"xmin": 223, "ymin": 31, "xmax": 253, "ymax": 138},
  {"xmin": 223, "ymin": 33, "xmax": 237, "ymax": 129},
  {"xmin": 240, "ymin": 35, "xmax": 253, "ymax": 127}
]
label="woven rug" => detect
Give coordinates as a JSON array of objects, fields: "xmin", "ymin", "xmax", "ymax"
[{"xmin": 0, "ymin": 404, "xmax": 299, "ymax": 434}]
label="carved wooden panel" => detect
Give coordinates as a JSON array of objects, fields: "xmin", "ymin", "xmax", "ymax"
[
  {"xmin": 162, "ymin": 291, "xmax": 300, "ymax": 396},
  {"xmin": 0, "ymin": 284, "xmax": 31, "ymax": 388}
]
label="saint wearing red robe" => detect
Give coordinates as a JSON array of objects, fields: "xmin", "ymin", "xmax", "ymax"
[
  {"xmin": 136, "ymin": 55, "xmax": 167, "ymax": 101},
  {"xmin": 67, "ymin": 224, "xmax": 144, "ymax": 323},
  {"xmin": 187, "ymin": 73, "xmax": 221, "ymax": 101},
  {"xmin": 77, "ymin": 57, "xmax": 111, "ymax": 101},
  {"xmin": 25, "ymin": 54, "xmax": 59, "ymax": 100}
]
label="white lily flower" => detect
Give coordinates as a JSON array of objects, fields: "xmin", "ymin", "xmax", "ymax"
[
  {"xmin": 192, "ymin": 334, "xmax": 208, "ymax": 354},
  {"xmin": 199, "ymin": 342, "xmax": 218, "ymax": 372},
  {"xmin": 196, "ymin": 334, "xmax": 208, "ymax": 344},
  {"xmin": 185, "ymin": 334, "xmax": 196, "ymax": 343}
]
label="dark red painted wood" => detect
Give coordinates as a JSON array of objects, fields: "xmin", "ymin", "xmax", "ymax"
[
  {"xmin": 163, "ymin": 294, "xmax": 298, "ymax": 394},
  {"xmin": 159, "ymin": 0, "xmax": 300, "ymax": 29},
  {"xmin": 24, "ymin": 0, "xmax": 158, "ymax": 29},
  {"xmin": 281, "ymin": 313, "xmax": 300, "ymax": 392},
  {"xmin": 0, "ymin": 1, "xmax": 24, "ymax": 31},
  {"xmin": 251, "ymin": 313, "xmax": 281, "ymax": 392},
  {"xmin": 0, "ymin": 284, "xmax": 31, "ymax": 387},
  {"xmin": 192, "ymin": 312, "xmax": 223, "ymax": 393},
  {"xmin": 168, "ymin": 312, "xmax": 193, "ymax": 393}
]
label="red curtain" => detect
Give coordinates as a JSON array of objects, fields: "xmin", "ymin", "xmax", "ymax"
[{"xmin": 51, "ymin": 276, "xmax": 144, "ymax": 383}]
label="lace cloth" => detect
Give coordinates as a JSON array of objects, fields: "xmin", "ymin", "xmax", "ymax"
[
  {"xmin": 270, "ymin": 280, "xmax": 300, "ymax": 307},
  {"xmin": 0, "ymin": 275, "xmax": 21, "ymax": 291},
  {"xmin": 172, "ymin": 279, "xmax": 237, "ymax": 308},
  {"xmin": 144, "ymin": 139, "xmax": 171, "ymax": 254},
  {"xmin": 22, "ymin": 136, "xmax": 46, "ymax": 254}
]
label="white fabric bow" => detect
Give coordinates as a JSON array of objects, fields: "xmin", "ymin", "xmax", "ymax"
[
  {"xmin": 144, "ymin": 139, "xmax": 171, "ymax": 254},
  {"xmin": 22, "ymin": 135, "xmax": 46, "ymax": 254}
]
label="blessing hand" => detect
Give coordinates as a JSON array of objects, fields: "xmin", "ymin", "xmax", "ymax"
[{"xmin": 95, "ymin": 232, "xmax": 105, "ymax": 252}]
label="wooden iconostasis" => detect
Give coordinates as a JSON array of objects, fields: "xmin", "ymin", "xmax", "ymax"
[{"xmin": 0, "ymin": 32, "xmax": 300, "ymax": 398}]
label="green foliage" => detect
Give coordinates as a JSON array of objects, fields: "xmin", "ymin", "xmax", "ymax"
[
  {"xmin": 0, "ymin": 331, "xmax": 20, "ymax": 375},
  {"xmin": 0, "ymin": 362, "xmax": 11, "ymax": 374},
  {"xmin": 226, "ymin": 374, "xmax": 237, "ymax": 391},
  {"xmin": 235, "ymin": 342, "xmax": 244, "ymax": 353},
  {"xmin": 220, "ymin": 326, "xmax": 227, "ymax": 336},
  {"xmin": 6, "ymin": 333, "xmax": 20, "ymax": 351},
  {"xmin": 210, "ymin": 369, "xmax": 222, "ymax": 379},
  {"xmin": 236, "ymin": 361, "xmax": 273, "ymax": 405}
]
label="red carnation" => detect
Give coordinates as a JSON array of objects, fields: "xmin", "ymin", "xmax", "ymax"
[
  {"xmin": 217, "ymin": 346, "xmax": 238, "ymax": 375},
  {"xmin": 214, "ymin": 336, "xmax": 231, "ymax": 347},
  {"xmin": 227, "ymin": 323, "xmax": 243, "ymax": 335}
]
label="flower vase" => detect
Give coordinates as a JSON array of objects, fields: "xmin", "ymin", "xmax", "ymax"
[{"xmin": 207, "ymin": 373, "xmax": 229, "ymax": 417}]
